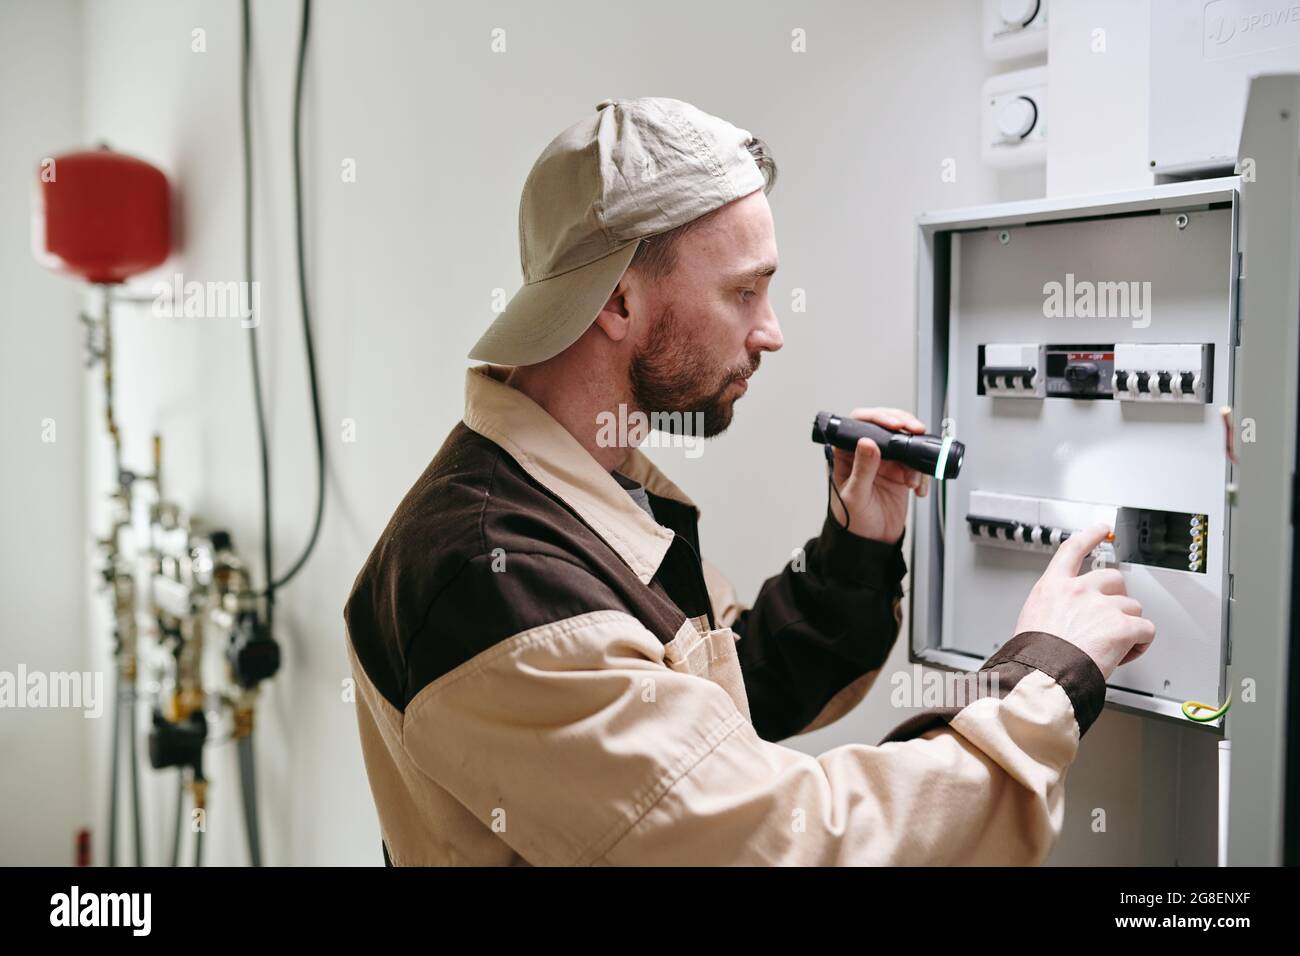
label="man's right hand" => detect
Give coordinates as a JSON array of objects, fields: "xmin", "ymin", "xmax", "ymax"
[{"xmin": 1012, "ymin": 523, "xmax": 1156, "ymax": 680}]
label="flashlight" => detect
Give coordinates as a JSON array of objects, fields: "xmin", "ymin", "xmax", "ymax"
[{"xmin": 812, "ymin": 411, "xmax": 964, "ymax": 480}]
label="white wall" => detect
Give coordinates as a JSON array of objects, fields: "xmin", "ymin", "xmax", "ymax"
[
  {"xmin": 3, "ymin": 0, "xmax": 1215, "ymax": 864},
  {"xmin": 0, "ymin": 0, "xmax": 90, "ymax": 865}
]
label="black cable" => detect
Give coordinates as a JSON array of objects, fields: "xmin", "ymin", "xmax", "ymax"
[
  {"xmin": 240, "ymin": 0, "xmax": 326, "ymax": 628},
  {"xmin": 824, "ymin": 443, "xmax": 851, "ymax": 534},
  {"xmin": 240, "ymin": 0, "xmax": 275, "ymax": 632},
  {"xmin": 271, "ymin": 0, "xmax": 326, "ymax": 593}
]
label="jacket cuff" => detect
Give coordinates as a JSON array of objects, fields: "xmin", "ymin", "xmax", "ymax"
[
  {"xmin": 815, "ymin": 515, "xmax": 907, "ymax": 588},
  {"xmin": 981, "ymin": 631, "xmax": 1107, "ymax": 735}
]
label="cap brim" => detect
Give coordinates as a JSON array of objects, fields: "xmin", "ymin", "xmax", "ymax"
[{"xmin": 468, "ymin": 240, "xmax": 641, "ymax": 366}]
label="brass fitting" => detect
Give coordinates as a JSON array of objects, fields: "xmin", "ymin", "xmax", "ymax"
[{"xmin": 233, "ymin": 705, "xmax": 254, "ymax": 739}]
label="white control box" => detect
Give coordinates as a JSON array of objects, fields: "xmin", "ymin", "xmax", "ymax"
[
  {"xmin": 982, "ymin": 66, "xmax": 1048, "ymax": 168},
  {"xmin": 983, "ymin": 0, "xmax": 1049, "ymax": 61},
  {"xmin": 1149, "ymin": 0, "xmax": 1300, "ymax": 174}
]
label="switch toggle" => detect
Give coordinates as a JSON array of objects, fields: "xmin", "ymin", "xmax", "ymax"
[
  {"xmin": 980, "ymin": 343, "xmax": 1046, "ymax": 398},
  {"xmin": 1113, "ymin": 344, "xmax": 1213, "ymax": 403},
  {"xmin": 1064, "ymin": 361, "xmax": 1100, "ymax": 387}
]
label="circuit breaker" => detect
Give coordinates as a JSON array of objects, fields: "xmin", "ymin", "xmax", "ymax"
[{"xmin": 910, "ymin": 178, "xmax": 1239, "ymax": 726}]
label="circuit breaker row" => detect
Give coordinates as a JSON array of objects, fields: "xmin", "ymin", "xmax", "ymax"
[
  {"xmin": 978, "ymin": 343, "xmax": 1213, "ymax": 402},
  {"xmin": 966, "ymin": 491, "xmax": 1208, "ymax": 574}
]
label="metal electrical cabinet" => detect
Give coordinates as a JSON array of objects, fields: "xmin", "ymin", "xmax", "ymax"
[{"xmin": 910, "ymin": 177, "xmax": 1242, "ymax": 727}]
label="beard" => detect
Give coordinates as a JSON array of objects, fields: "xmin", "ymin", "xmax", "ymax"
[{"xmin": 628, "ymin": 302, "xmax": 759, "ymax": 439}]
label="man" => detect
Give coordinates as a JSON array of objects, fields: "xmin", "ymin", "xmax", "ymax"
[{"xmin": 343, "ymin": 97, "xmax": 1155, "ymax": 866}]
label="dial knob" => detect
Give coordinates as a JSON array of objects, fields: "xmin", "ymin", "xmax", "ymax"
[
  {"xmin": 997, "ymin": 96, "xmax": 1038, "ymax": 140},
  {"xmin": 1000, "ymin": 0, "xmax": 1041, "ymax": 27}
]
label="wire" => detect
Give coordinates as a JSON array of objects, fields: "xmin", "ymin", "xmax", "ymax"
[
  {"xmin": 240, "ymin": 0, "xmax": 326, "ymax": 631},
  {"xmin": 824, "ymin": 443, "xmax": 851, "ymax": 534},
  {"xmin": 1182, "ymin": 693, "xmax": 1231, "ymax": 723},
  {"xmin": 270, "ymin": 0, "xmax": 326, "ymax": 594},
  {"xmin": 240, "ymin": 0, "xmax": 274, "ymax": 631},
  {"xmin": 937, "ymin": 385, "xmax": 949, "ymax": 540}
]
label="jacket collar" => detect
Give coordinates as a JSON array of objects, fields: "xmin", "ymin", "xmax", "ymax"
[{"xmin": 462, "ymin": 365, "xmax": 698, "ymax": 584}]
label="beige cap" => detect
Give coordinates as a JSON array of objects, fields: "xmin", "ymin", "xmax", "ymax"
[{"xmin": 468, "ymin": 97, "xmax": 768, "ymax": 366}]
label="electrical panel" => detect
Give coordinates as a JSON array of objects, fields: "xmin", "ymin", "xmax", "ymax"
[{"xmin": 911, "ymin": 178, "xmax": 1239, "ymax": 726}]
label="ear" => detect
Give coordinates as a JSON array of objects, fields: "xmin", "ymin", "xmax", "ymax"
[{"xmin": 592, "ymin": 279, "xmax": 632, "ymax": 343}]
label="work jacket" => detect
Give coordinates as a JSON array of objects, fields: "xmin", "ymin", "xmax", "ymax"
[{"xmin": 343, "ymin": 364, "xmax": 1106, "ymax": 865}]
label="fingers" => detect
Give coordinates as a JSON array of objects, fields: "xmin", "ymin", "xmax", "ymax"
[
  {"xmin": 874, "ymin": 459, "xmax": 908, "ymax": 482},
  {"xmin": 847, "ymin": 406, "xmax": 927, "ymax": 435},
  {"xmin": 1045, "ymin": 523, "xmax": 1113, "ymax": 578},
  {"xmin": 1118, "ymin": 645, "xmax": 1144, "ymax": 666},
  {"xmin": 874, "ymin": 460, "xmax": 930, "ymax": 497},
  {"xmin": 1079, "ymin": 567, "xmax": 1127, "ymax": 596},
  {"xmin": 1119, "ymin": 637, "xmax": 1154, "ymax": 666},
  {"xmin": 849, "ymin": 436, "xmax": 883, "ymax": 491},
  {"xmin": 842, "ymin": 407, "xmax": 930, "ymax": 496},
  {"xmin": 1111, "ymin": 593, "xmax": 1153, "ymax": 649},
  {"xmin": 876, "ymin": 460, "xmax": 916, "ymax": 485},
  {"xmin": 1112, "ymin": 594, "xmax": 1143, "ymax": 616},
  {"xmin": 1120, "ymin": 615, "xmax": 1157, "ymax": 662}
]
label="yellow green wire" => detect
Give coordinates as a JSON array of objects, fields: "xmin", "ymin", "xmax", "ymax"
[{"xmin": 1181, "ymin": 692, "xmax": 1231, "ymax": 723}]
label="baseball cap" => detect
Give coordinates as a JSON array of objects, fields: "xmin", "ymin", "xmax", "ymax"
[{"xmin": 468, "ymin": 97, "xmax": 769, "ymax": 366}]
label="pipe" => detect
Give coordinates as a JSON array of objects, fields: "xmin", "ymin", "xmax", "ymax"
[
  {"xmin": 128, "ymin": 682, "xmax": 143, "ymax": 866},
  {"xmin": 238, "ymin": 732, "xmax": 263, "ymax": 866},
  {"xmin": 170, "ymin": 770, "xmax": 183, "ymax": 867},
  {"xmin": 107, "ymin": 674, "xmax": 121, "ymax": 866},
  {"xmin": 1218, "ymin": 739, "xmax": 1231, "ymax": 866},
  {"xmin": 192, "ymin": 775, "xmax": 207, "ymax": 867}
]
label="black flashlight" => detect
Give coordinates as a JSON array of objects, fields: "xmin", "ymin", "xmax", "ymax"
[{"xmin": 812, "ymin": 411, "xmax": 964, "ymax": 480}]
